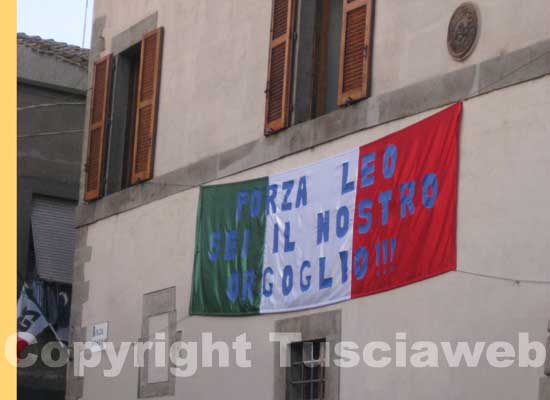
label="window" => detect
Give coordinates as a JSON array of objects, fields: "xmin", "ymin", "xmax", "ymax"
[
  {"xmin": 28, "ymin": 195, "xmax": 75, "ymax": 342},
  {"xmin": 289, "ymin": 339, "xmax": 326, "ymax": 400},
  {"xmin": 291, "ymin": 0, "xmax": 343, "ymax": 125},
  {"xmin": 106, "ymin": 43, "xmax": 141, "ymax": 194},
  {"xmin": 265, "ymin": 0, "xmax": 374, "ymax": 134},
  {"xmin": 84, "ymin": 27, "xmax": 163, "ymax": 201},
  {"xmin": 26, "ymin": 279, "xmax": 72, "ymax": 342},
  {"xmin": 274, "ymin": 310, "xmax": 341, "ymax": 400}
]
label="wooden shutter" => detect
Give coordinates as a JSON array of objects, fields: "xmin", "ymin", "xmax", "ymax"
[
  {"xmin": 264, "ymin": 0, "xmax": 296, "ymax": 134},
  {"xmin": 337, "ymin": 0, "xmax": 374, "ymax": 106},
  {"xmin": 84, "ymin": 54, "xmax": 112, "ymax": 201},
  {"xmin": 130, "ymin": 27, "xmax": 163, "ymax": 184}
]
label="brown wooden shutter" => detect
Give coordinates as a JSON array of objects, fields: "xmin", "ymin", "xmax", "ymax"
[
  {"xmin": 130, "ymin": 27, "xmax": 163, "ymax": 184},
  {"xmin": 84, "ymin": 54, "xmax": 112, "ymax": 201},
  {"xmin": 264, "ymin": 0, "xmax": 296, "ymax": 134},
  {"xmin": 337, "ymin": 0, "xmax": 374, "ymax": 106}
]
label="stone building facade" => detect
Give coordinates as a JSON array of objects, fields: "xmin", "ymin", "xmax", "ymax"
[{"xmin": 68, "ymin": 1, "xmax": 550, "ymax": 399}]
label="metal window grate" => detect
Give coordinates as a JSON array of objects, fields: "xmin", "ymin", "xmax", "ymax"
[{"xmin": 288, "ymin": 339, "xmax": 326, "ymax": 400}]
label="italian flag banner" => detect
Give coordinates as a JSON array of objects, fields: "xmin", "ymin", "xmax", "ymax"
[{"xmin": 190, "ymin": 102, "xmax": 462, "ymax": 316}]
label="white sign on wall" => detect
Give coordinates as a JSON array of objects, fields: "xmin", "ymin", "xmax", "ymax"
[{"xmin": 89, "ymin": 321, "xmax": 108, "ymax": 352}]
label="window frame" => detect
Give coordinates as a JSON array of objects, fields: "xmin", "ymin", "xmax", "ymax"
[
  {"xmin": 289, "ymin": 338, "xmax": 327, "ymax": 399},
  {"xmin": 265, "ymin": 0, "xmax": 374, "ymax": 134},
  {"xmin": 105, "ymin": 43, "xmax": 142, "ymax": 195},
  {"xmin": 83, "ymin": 16, "xmax": 162, "ymax": 202},
  {"xmin": 273, "ymin": 310, "xmax": 341, "ymax": 400}
]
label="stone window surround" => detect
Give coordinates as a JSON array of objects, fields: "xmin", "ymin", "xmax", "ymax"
[
  {"xmin": 138, "ymin": 286, "xmax": 177, "ymax": 398},
  {"xmin": 274, "ymin": 309, "xmax": 342, "ymax": 400},
  {"xmin": 111, "ymin": 13, "xmax": 158, "ymax": 56}
]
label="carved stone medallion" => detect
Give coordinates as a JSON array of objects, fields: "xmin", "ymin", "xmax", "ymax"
[{"xmin": 447, "ymin": 2, "xmax": 480, "ymax": 61}]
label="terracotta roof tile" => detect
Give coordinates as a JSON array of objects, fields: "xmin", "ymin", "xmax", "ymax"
[{"xmin": 17, "ymin": 32, "xmax": 89, "ymax": 69}]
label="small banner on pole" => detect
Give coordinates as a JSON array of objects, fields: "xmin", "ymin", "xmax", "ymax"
[
  {"xmin": 190, "ymin": 102, "xmax": 462, "ymax": 316},
  {"xmin": 17, "ymin": 286, "xmax": 49, "ymax": 358}
]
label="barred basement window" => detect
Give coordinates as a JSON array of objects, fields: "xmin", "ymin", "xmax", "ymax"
[
  {"xmin": 274, "ymin": 310, "xmax": 340, "ymax": 400},
  {"xmin": 288, "ymin": 339, "xmax": 326, "ymax": 400}
]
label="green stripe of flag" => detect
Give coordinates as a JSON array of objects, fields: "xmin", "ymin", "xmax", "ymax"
[{"xmin": 190, "ymin": 177, "xmax": 268, "ymax": 315}]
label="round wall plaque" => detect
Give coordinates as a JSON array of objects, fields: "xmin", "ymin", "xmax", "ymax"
[{"xmin": 447, "ymin": 2, "xmax": 480, "ymax": 61}]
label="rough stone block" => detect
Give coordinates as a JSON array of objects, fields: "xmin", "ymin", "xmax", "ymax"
[{"xmin": 111, "ymin": 13, "xmax": 158, "ymax": 55}]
